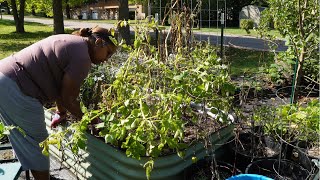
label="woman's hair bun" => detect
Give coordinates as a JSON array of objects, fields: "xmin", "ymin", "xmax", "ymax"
[{"xmin": 79, "ymin": 28, "xmax": 93, "ymax": 37}]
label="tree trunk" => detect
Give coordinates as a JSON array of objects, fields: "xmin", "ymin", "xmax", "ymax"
[
  {"xmin": 293, "ymin": 0, "xmax": 307, "ymax": 103},
  {"xmin": 11, "ymin": 0, "xmax": 25, "ymax": 33},
  {"xmin": 118, "ymin": 0, "xmax": 131, "ymax": 45},
  {"xmin": 66, "ymin": 0, "xmax": 71, "ymax": 19},
  {"xmin": 31, "ymin": 5, "xmax": 36, "ymax": 16},
  {"xmin": 66, "ymin": 4, "xmax": 71, "ymax": 19},
  {"xmin": 53, "ymin": 0, "xmax": 64, "ymax": 34}
]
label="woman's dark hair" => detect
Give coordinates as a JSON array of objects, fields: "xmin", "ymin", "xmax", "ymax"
[{"xmin": 73, "ymin": 27, "xmax": 116, "ymax": 47}]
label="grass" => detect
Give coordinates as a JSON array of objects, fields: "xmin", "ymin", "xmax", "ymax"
[
  {"xmin": 0, "ymin": 18, "xmax": 275, "ymax": 78},
  {"xmin": 0, "ymin": 19, "xmax": 72, "ymax": 59},
  {"xmin": 225, "ymin": 47, "xmax": 274, "ymax": 77}
]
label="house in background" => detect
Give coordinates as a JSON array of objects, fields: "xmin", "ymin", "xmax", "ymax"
[
  {"xmin": 72, "ymin": 0, "xmax": 145, "ymax": 20},
  {"xmin": 239, "ymin": 5, "xmax": 266, "ymax": 27}
]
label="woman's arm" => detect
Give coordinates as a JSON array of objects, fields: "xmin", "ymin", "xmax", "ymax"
[
  {"xmin": 60, "ymin": 72, "xmax": 84, "ymax": 119},
  {"xmin": 56, "ymin": 97, "xmax": 67, "ymax": 114}
]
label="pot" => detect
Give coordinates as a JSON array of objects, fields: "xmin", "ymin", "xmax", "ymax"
[
  {"xmin": 246, "ymin": 158, "xmax": 309, "ymax": 180},
  {"xmin": 229, "ymin": 132, "xmax": 280, "ymax": 172},
  {"xmin": 185, "ymin": 157, "xmax": 242, "ymax": 180},
  {"xmin": 291, "ymin": 141, "xmax": 320, "ymax": 173}
]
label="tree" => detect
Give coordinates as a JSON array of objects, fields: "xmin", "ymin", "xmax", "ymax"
[
  {"xmin": 259, "ymin": 0, "xmax": 319, "ymax": 101},
  {"xmin": 0, "ymin": 1, "xmax": 11, "ymax": 14},
  {"xmin": 25, "ymin": 0, "xmax": 63, "ymax": 32},
  {"xmin": 65, "ymin": 0, "xmax": 96, "ymax": 19},
  {"xmin": 10, "ymin": 0, "xmax": 26, "ymax": 33},
  {"xmin": 25, "ymin": 0, "xmax": 54, "ymax": 17},
  {"xmin": 53, "ymin": 0, "xmax": 64, "ymax": 34},
  {"xmin": 118, "ymin": 0, "xmax": 131, "ymax": 44},
  {"xmin": 65, "ymin": 0, "xmax": 71, "ymax": 19}
]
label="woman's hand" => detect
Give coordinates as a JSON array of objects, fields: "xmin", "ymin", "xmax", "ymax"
[{"xmin": 51, "ymin": 111, "xmax": 67, "ymax": 128}]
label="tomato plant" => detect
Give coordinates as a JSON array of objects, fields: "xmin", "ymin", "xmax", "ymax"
[{"xmin": 42, "ymin": 11, "xmax": 235, "ymax": 179}]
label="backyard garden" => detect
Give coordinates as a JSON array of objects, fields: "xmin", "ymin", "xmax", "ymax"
[{"xmin": 0, "ymin": 0, "xmax": 319, "ymax": 180}]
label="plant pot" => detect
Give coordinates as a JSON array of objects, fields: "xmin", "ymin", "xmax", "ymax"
[
  {"xmin": 291, "ymin": 141, "xmax": 320, "ymax": 173},
  {"xmin": 227, "ymin": 174, "xmax": 273, "ymax": 180},
  {"xmin": 245, "ymin": 158, "xmax": 309, "ymax": 180},
  {"xmin": 44, "ymin": 110, "xmax": 234, "ymax": 180},
  {"xmin": 229, "ymin": 132, "xmax": 280, "ymax": 172},
  {"xmin": 185, "ymin": 156, "xmax": 242, "ymax": 180}
]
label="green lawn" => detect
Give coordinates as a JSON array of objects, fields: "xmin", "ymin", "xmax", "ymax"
[
  {"xmin": 0, "ymin": 19, "xmax": 72, "ymax": 59},
  {"xmin": 225, "ymin": 47, "xmax": 274, "ymax": 77}
]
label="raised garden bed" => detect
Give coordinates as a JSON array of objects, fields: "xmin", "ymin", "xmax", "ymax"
[{"xmin": 45, "ymin": 110, "xmax": 234, "ymax": 180}]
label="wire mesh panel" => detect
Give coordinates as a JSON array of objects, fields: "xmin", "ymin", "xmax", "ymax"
[
  {"xmin": 146, "ymin": 0, "xmax": 226, "ymax": 46},
  {"xmin": 146, "ymin": 0, "xmax": 228, "ymax": 45}
]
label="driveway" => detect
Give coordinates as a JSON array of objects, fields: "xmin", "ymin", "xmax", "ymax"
[{"xmin": 2, "ymin": 15, "xmax": 288, "ymax": 52}]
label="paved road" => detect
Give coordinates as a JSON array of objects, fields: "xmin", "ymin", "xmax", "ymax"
[
  {"xmin": 195, "ymin": 34, "xmax": 287, "ymax": 52},
  {"xmin": 2, "ymin": 15, "xmax": 287, "ymax": 52}
]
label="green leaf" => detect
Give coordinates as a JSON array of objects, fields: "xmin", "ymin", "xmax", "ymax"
[
  {"xmin": 107, "ymin": 113, "xmax": 115, "ymax": 122},
  {"xmin": 77, "ymin": 139, "xmax": 86, "ymax": 149},
  {"xmin": 144, "ymin": 160, "xmax": 154, "ymax": 180},
  {"xmin": 80, "ymin": 125, "xmax": 87, "ymax": 132},
  {"xmin": 173, "ymin": 74, "xmax": 184, "ymax": 81},
  {"xmin": 294, "ymin": 112, "xmax": 307, "ymax": 120},
  {"xmin": 177, "ymin": 151, "xmax": 185, "ymax": 158},
  {"xmin": 131, "ymin": 109, "xmax": 140, "ymax": 117},
  {"xmin": 95, "ymin": 122, "xmax": 105, "ymax": 129},
  {"xmin": 110, "ymin": 28, "xmax": 115, "ymax": 36},
  {"xmin": 134, "ymin": 39, "xmax": 141, "ymax": 49},
  {"xmin": 71, "ymin": 145, "xmax": 79, "ymax": 154},
  {"xmin": 141, "ymin": 102, "xmax": 149, "ymax": 116},
  {"xmin": 80, "ymin": 102, "xmax": 88, "ymax": 113},
  {"xmin": 158, "ymin": 143, "xmax": 165, "ymax": 150},
  {"xmin": 42, "ymin": 147, "xmax": 49, "ymax": 157},
  {"xmin": 105, "ymin": 134, "xmax": 114, "ymax": 143},
  {"xmin": 124, "ymin": 99, "xmax": 130, "ymax": 106},
  {"xmin": 131, "ymin": 119, "xmax": 139, "ymax": 129},
  {"xmin": 0, "ymin": 123, "xmax": 4, "ymax": 132}
]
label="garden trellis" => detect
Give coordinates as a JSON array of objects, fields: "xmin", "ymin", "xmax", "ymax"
[{"xmin": 149, "ymin": 0, "xmax": 227, "ymax": 46}]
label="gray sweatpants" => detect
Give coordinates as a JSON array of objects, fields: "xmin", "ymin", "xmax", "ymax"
[{"xmin": 0, "ymin": 72, "xmax": 49, "ymax": 171}]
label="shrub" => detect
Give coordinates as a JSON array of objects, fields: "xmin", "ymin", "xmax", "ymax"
[
  {"xmin": 253, "ymin": 99, "xmax": 320, "ymax": 142},
  {"xmin": 240, "ymin": 19, "xmax": 254, "ymax": 34}
]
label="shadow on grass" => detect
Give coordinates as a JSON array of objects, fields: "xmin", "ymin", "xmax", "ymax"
[
  {"xmin": 0, "ymin": 31, "xmax": 53, "ymax": 40},
  {"xmin": 0, "ymin": 41, "xmax": 34, "ymax": 54},
  {"xmin": 0, "ymin": 30, "xmax": 52, "ymax": 54},
  {"xmin": 0, "ymin": 19, "xmax": 16, "ymax": 26}
]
